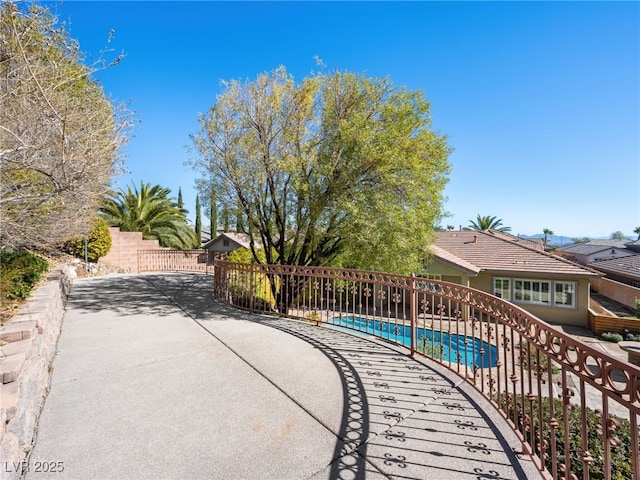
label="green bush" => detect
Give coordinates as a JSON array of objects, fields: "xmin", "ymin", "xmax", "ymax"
[
  {"xmin": 417, "ymin": 336, "xmax": 444, "ymax": 360},
  {"xmin": 228, "ymin": 284, "xmax": 274, "ymax": 311},
  {"xmin": 64, "ymin": 217, "xmax": 112, "ymax": 262},
  {"xmin": 497, "ymin": 393, "xmax": 635, "ymax": 480},
  {"xmin": 227, "ymin": 247, "xmax": 266, "ymax": 264},
  {"xmin": 0, "ymin": 249, "xmax": 49, "ymax": 300},
  {"xmin": 521, "ymin": 340, "xmax": 560, "ymax": 374},
  {"xmin": 623, "ymin": 329, "xmax": 640, "ymax": 341},
  {"xmin": 601, "ymin": 332, "xmax": 624, "ymax": 343}
]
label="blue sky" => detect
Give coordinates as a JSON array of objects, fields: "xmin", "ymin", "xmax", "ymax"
[{"xmin": 43, "ymin": 1, "xmax": 639, "ymax": 239}]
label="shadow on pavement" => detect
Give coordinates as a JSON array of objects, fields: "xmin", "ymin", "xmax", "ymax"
[
  {"xmin": 68, "ymin": 273, "xmax": 216, "ymax": 319},
  {"xmin": 258, "ymin": 319, "xmax": 532, "ymax": 479},
  {"xmin": 75, "ymin": 273, "xmax": 535, "ymax": 479}
]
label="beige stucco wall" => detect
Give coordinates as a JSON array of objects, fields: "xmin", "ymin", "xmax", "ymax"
[{"xmin": 423, "ymin": 261, "xmax": 470, "ymax": 286}]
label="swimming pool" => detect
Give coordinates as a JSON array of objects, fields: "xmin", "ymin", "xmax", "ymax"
[{"xmin": 328, "ymin": 315, "xmax": 498, "ymax": 368}]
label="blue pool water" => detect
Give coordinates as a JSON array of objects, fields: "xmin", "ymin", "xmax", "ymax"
[{"xmin": 328, "ymin": 316, "xmax": 498, "ymax": 368}]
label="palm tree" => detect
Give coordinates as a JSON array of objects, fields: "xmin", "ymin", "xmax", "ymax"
[
  {"xmin": 634, "ymin": 226, "xmax": 640, "ymax": 241},
  {"xmin": 543, "ymin": 228, "xmax": 554, "ymax": 245},
  {"xmin": 467, "ymin": 215, "xmax": 511, "ymax": 232},
  {"xmin": 100, "ymin": 182, "xmax": 197, "ymax": 249}
]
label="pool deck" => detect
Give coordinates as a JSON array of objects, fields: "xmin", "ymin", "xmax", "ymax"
[{"xmin": 25, "ymin": 273, "xmax": 542, "ymax": 480}]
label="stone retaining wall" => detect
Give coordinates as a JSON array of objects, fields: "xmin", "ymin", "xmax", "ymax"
[{"xmin": 0, "ymin": 265, "xmax": 75, "ymax": 480}]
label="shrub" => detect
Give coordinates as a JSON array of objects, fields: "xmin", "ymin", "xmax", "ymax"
[
  {"xmin": 417, "ymin": 336, "xmax": 444, "ymax": 360},
  {"xmin": 623, "ymin": 329, "xmax": 640, "ymax": 341},
  {"xmin": 601, "ymin": 332, "xmax": 624, "ymax": 343},
  {"xmin": 228, "ymin": 284, "xmax": 274, "ymax": 311},
  {"xmin": 0, "ymin": 249, "xmax": 49, "ymax": 300},
  {"xmin": 64, "ymin": 217, "xmax": 112, "ymax": 262},
  {"xmin": 497, "ymin": 393, "xmax": 635, "ymax": 480},
  {"xmin": 227, "ymin": 247, "xmax": 266, "ymax": 264},
  {"xmin": 521, "ymin": 340, "xmax": 560, "ymax": 374},
  {"xmin": 635, "ymin": 297, "xmax": 640, "ymax": 319}
]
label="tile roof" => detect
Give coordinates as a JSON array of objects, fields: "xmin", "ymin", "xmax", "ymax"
[
  {"xmin": 431, "ymin": 230, "xmax": 599, "ymax": 278},
  {"xmin": 202, "ymin": 232, "xmax": 252, "ymax": 250},
  {"xmin": 428, "ymin": 244, "xmax": 481, "ymax": 276},
  {"xmin": 557, "ymin": 242, "xmax": 632, "ymax": 255},
  {"xmin": 588, "ymin": 255, "xmax": 640, "ymax": 280},
  {"xmin": 484, "ymin": 231, "xmax": 545, "ymax": 251},
  {"xmin": 584, "ymin": 239, "xmax": 633, "ymax": 248}
]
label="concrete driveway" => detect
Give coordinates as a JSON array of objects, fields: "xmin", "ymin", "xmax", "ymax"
[{"xmin": 25, "ymin": 273, "xmax": 540, "ymax": 480}]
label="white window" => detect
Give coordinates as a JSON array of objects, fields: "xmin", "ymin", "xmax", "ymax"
[
  {"xmin": 514, "ymin": 279, "xmax": 550, "ymax": 305},
  {"xmin": 495, "ymin": 277, "xmax": 577, "ymax": 309},
  {"xmin": 554, "ymin": 281, "xmax": 576, "ymax": 308},
  {"xmin": 493, "ymin": 278, "xmax": 511, "ymax": 300}
]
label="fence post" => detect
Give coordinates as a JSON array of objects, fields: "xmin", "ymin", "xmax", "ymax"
[
  {"xmin": 249, "ymin": 264, "xmax": 255, "ymax": 312},
  {"xmin": 411, "ymin": 274, "xmax": 417, "ymax": 357}
]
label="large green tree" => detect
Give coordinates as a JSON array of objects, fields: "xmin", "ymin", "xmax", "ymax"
[
  {"xmin": 100, "ymin": 182, "xmax": 197, "ymax": 249},
  {"xmin": 190, "ymin": 67, "xmax": 451, "ymax": 274},
  {"xmin": 0, "ymin": 2, "xmax": 130, "ymax": 249},
  {"xmin": 467, "ymin": 215, "xmax": 511, "ymax": 232},
  {"xmin": 611, "ymin": 231, "xmax": 626, "ymax": 241}
]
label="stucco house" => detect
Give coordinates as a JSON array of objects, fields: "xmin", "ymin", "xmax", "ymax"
[
  {"xmin": 554, "ymin": 239, "xmax": 636, "ymax": 265},
  {"xmin": 588, "ymin": 254, "xmax": 640, "ymax": 288},
  {"xmin": 202, "ymin": 232, "xmax": 252, "ymax": 260},
  {"xmin": 425, "ymin": 230, "xmax": 600, "ymax": 327}
]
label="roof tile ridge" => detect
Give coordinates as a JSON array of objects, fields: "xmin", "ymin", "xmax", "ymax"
[
  {"xmin": 483, "ymin": 230, "xmax": 600, "ymax": 275},
  {"xmin": 428, "ymin": 244, "xmax": 481, "ymax": 275}
]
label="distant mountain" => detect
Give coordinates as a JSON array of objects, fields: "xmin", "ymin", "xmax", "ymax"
[
  {"xmin": 519, "ymin": 234, "xmax": 635, "ymax": 246},
  {"xmin": 519, "ymin": 234, "xmax": 577, "ymax": 246}
]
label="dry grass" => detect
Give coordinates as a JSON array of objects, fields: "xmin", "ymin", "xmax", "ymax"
[{"xmin": 0, "ymin": 297, "xmax": 24, "ymax": 325}]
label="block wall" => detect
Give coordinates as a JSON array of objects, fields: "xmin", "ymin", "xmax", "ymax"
[
  {"xmin": 100, "ymin": 227, "xmax": 162, "ymax": 273},
  {"xmin": 591, "ymin": 277, "xmax": 640, "ymax": 309}
]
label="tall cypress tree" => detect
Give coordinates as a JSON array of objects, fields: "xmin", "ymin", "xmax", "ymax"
[
  {"xmin": 210, "ymin": 191, "xmax": 217, "ymax": 237},
  {"xmin": 222, "ymin": 206, "xmax": 230, "ymax": 232},
  {"xmin": 194, "ymin": 194, "xmax": 202, "ymax": 247},
  {"xmin": 177, "ymin": 187, "xmax": 184, "ymax": 210}
]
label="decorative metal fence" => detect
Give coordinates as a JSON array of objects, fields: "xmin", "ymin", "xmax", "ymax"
[
  {"xmin": 214, "ymin": 260, "xmax": 640, "ymax": 480},
  {"xmin": 138, "ymin": 249, "xmax": 211, "ymax": 274}
]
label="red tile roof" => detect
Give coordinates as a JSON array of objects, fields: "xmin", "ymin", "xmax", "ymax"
[{"xmin": 431, "ymin": 230, "xmax": 599, "ymax": 278}]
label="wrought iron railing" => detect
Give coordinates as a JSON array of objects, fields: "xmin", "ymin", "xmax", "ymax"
[
  {"xmin": 213, "ymin": 260, "xmax": 640, "ymax": 480},
  {"xmin": 138, "ymin": 249, "xmax": 211, "ymax": 274}
]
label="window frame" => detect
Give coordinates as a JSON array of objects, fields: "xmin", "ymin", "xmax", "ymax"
[
  {"xmin": 493, "ymin": 277, "xmax": 511, "ymax": 300},
  {"xmin": 554, "ymin": 281, "xmax": 577, "ymax": 308},
  {"xmin": 493, "ymin": 276, "xmax": 578, "ymax": 310},
  {"xmin": 513, "ymin": 278, "xmax": 551, "ymax": 305}
]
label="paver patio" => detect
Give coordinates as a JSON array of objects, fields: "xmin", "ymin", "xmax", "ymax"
[{"xmin": 25, "ymin": 273, "xmax": 541, "ymax": 479}]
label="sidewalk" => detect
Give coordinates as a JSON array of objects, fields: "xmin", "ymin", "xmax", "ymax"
[{"xmin": 25, "ymin": 273, "xmax": 540, "ymax": 480}]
